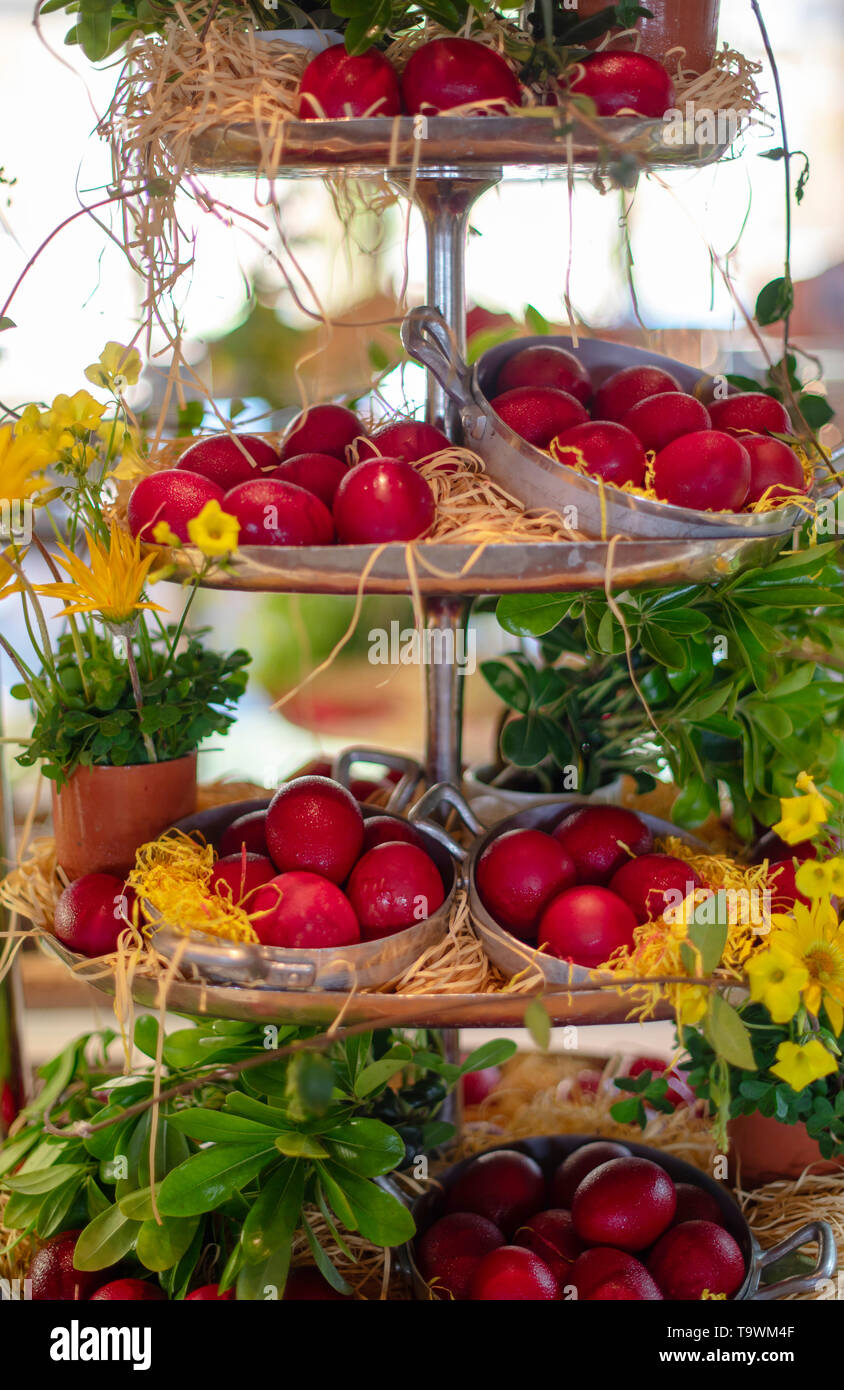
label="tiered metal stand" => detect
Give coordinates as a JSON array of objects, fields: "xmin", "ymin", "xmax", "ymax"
[{"xmin": 23, "ymin": 116, "xmax": 773, "ymax": 1063}]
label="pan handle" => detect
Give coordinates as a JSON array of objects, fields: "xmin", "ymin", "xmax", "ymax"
[
  {"xmin": 408, "ymin": 781, "xmax": 487, "ymax": 863},
  {"xmin": 331, "ymin": 747, "xmax": 425, "ymax": 814},
  {"xmin": 750, "ymin": 1219, "xmax": 837, "ymax": 1300},
  {"xmin": 401, "ymin": 306, "xmax": 474, "ymax": 412}
]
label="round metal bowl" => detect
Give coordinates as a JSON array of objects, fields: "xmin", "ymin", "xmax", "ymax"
[
  {"xmin": 398, "ymin": 1136, "xmax": 837, "ymax": 1301},
  {"xmin": 402, "ymin": 306, "xmax": 828, "ymax": 541},
  {"xmin": 466, "ymin": 799, "xmax": 706, "ymax": 987},
  {"xmin": 151, "ymin": 798, "xmax": 458, "ymax": 992},
  {"xmin": 463, "ymin": 764, "xmax": 626, "ymax": 824}
]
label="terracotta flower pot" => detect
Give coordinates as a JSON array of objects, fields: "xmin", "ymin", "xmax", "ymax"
[
  {"xmin": 728, "ymin": 1111, "xmax": 844, "ymax": 1187},
  {"xmin": 576, "ymin": 0, "xmax": 721, "ymax": 75},
  {"xmin": 52, "ymin": 754, "xmax": 198, "ymax": 882}
]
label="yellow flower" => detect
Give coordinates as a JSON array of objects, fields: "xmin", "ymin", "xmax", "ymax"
[
  {"xmin": 771, "ymin": 899, "xmax": 844, "ymax": 1035},
  {"xmin": 746, "ymin": 944, "xmax": 809, "ymax": 1023},
  {"xmin": 0, "ymin": 548, "xmax": 25, "ymax": 600},
  {"xmin": 773, "ymin": 789, "xmax": 830, "ymax": 846},
  {"xmin": 34, "ymin": 524, "xmax": 165, "ymax": 625},
  {"xmin": 794, "ymin": 858, "xmax": 841, "ymax": 900},
  {"xmin": 46, "ymin": 390, "xmax": 106, "ymax": 439},
  {"xmin": 84, "ymin": 342, "xmax": 142, "ymax": 393},
  {"xmin": 109, "ymin": 431, "xmax": 154, "ymax": 485},
  {"xmin": 152, "ymin": 520, "xmax": 182, "ymax": 547},
  {"xmin": 771, "ymin": 1038, "xmax": 837, "ymax": 1091},
  {"xmin": 0, "ymin": 424, "xmax": 52, "ymax": 502},
  {"xmin": 187, "ymin": 500, "xmax": 240, "ymax": 558},
  {"xmin": 677, "ymin": 984, "xmax": 709, "ymax": 1026}
]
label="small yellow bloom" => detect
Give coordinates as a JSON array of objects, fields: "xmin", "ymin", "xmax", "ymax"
[
  {"xmin": 771, "ymin": 1038, "xmax": 837, "ymax": 1091},
  {"xmin": 84, "ymin": 342, "xmax": 142, "ymax": 393},
  {"xmin": 794, "ymin": 859, "xmax": 839, "ymax": 900},
  {"xmin": 34, "ymin": 524, "xmax": 165, "ymax": 625},
  {"xmin": 152, "ymin": 520, "xmax": 182, "ymax": 548},
  {"xmin": 186, "ymin": 500, "xmax": 240, "ymax": 558},
  {"xmin": 47, "ymin": 390, "xmax": 106, "ymax": 439},
  {"xmin": 677, "ymin": 984, "xmax": 709, "ymax": 1026},
  {"xmin": 0, "ymin": 548, "xmax": 25, "ymax": 601},
  {"xmin": 771, "ymin": 899, "xmax": 844, "ymax": 1036},
  {"xmin": 746, "ymin": 944, "xmax": 809, "ymax": 1023},
  {"xmin": 773, "ymin": 790, "xmax": 830, "ymax": 846},
  {"xmin": 0, "ymin": 424, "xmax": 51, "ymax": 502}
]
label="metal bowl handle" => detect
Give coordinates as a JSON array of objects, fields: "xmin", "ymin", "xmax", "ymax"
[
  {"xmin": 331, "ymin": 747, "xmax": 425, "ymax": 813},
  {"xmin": 408, "ymin": 781, "xmax": 488, "ymax": 862},
  {"xmin": 751, "ymin": 1219, "xmax": 837, "ymax": 1300},
  {"xmin": 401, "ymin": 306, "xmax": 473, "ymax": 410}
]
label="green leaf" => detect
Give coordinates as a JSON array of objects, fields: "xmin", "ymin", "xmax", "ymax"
[
  {"xmin": 241, "ymin": 1160, "xmax": 305, "ymax": 1265},
  {"xmin": 354, "ymin": 1045, "xmax": 412, "ymax": 1098},
  {"xmin": 236, "ymin": 1243, "xmax": 293, "ymax": 1302},
  {"xmin": 524, "ymin": 999, "xmax": 551, "ymax": 1050},
  {"xmin": 75, "ymin": 7, "xmax": 111, "ymax": 60},
  {"xmin": 460, "ymin": 1039, "xmax": 517, "ymax": 1074},
  {"xmin": 0, "ymin": 1127, "xmax": 41, "ymax": 1177},
  {"xmin": 322, "ymin": 1164, "xmax": 415, "ymax": 1246},
  {"xmin": 496, "ymin": 592, "xmax": 569, "ymax": 638},
  {"xmin": 36, "ymin": 1178, "xmax": 84, "ymax": 1239},
  {"xmin": 755, "ymin": 275, "xmax": 794, "ymax": 327},
  {"xmin": 0, "ymin": 316, "xmax": 15, "ymax": 332},
  {"xmin": 324, "ymin": 1119, "xmax": 404, "ymax": 1177},
  {"xmin": 686, "ymin": 890, "xmax": 730, "ymax": 973},
  {"xmin": 302, "ymin": 1214, "xmax": 353, "ymax": 1295},
  {"xmin": 167, "ymin": 1110, "xmax": 280, "ymax": 1144},
  {"xmin": 799, "ymin": 393, "xmax": 835, "ymax": 429},
  {"xmin": 74, "ymin": 1203, "xmax": 141, "ymax": 1270},
  {"xmin": 118, "ymin": 1186, "xmax": 158, "ymax": 1221},
  {"xmin": 501, "ymin": 713, "xmax": 550, "ymax": 767},
  {"xmin": 671, "ymin": 776, "xmax": 718, "ymax": 828},
  {"xmin": 137, "ymin": 1214, "xmax": 200, "ymax": 1272},
  {"xmin": 704, "ymin": 994, "xmax": 756, "ymax": 1071},
  {"xmin": 480, "ymin": 659, "xmax": 530, "ymax": 713},
  {"xmin": 157, "ymin": 1144, "xmax": 277, "ymax": 1217},
  {"xmin": 4, "ymin": 1162, "xmax": 87, "ymax": 1195},
  {"xmin": 273, "ymin": 1132, "xmax": 329, "ymax": 1159}
]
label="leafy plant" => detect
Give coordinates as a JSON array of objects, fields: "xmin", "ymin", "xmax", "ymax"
[
  {"xmin": 12, "ymin": 627, "xmax": 249, "ymax": 788},
  {"xmin": 0, "ymin": 1018, "xmax": 515, "ymax": 1298},
  {"xmin": 486, "ymin": 541, "xmax": 844, "ymax": 839}
]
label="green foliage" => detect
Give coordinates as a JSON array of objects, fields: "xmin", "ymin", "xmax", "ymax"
[
  {"xmin": 488, "ymin": 541, "xmax": 844, "ymax": 838},
  {"xmin": 0, "ymin": 1020, "xmax": 515, "ymax": 1298},
  {"xmin": 726, "ymin": 350, "xmax": 835, "ymax": 430},
  {"xmin": 12, "ymin": 627, "xmax": 249, "ymax": 788}
]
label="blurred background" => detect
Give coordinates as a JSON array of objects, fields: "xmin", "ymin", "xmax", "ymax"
[{"xmin": 1, "ymin": 0, "xmax": 843, "ymax": 1060}]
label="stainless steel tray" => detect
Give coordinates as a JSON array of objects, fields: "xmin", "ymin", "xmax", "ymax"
[
  {"xmin": 157, "ymin": 534, "xmax": 783, "ymax": 596},
  {"xmin": 181, "ymin": 113, "xmax": 731, "ymax": 179}
]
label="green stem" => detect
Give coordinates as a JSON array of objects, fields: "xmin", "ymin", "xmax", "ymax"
[
  {"xmin": 124, "ymin": 634, "xmax": 157, "ymax": 763},
  {"xmin": 750, "ymin": 0, "xmax": 792, "ymax": 368}
]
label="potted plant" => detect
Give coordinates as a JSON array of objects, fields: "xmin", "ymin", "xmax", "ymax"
[
  {"xmin": 0, "ymin": 342, "xmax": 249, "ymax": 879},
  {"xmin": 610, "ymin": 775, "xmax": 844, "ymax": 1184},
  {"xmin": 0, "ymin": 1016, "xmax": 513, "ymax": 1299},
  {"xmin": 537, "ymin": 1, "xmax": 722, "ymax": 75}
]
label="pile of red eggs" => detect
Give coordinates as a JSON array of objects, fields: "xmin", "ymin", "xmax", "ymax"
[
  {"xmin": 416, "ymin": 1142, "xmax": 747, "ymax": 1301},
  {"xmin": 489, "ymin": 342, "xmax": 807, "ymax": 514},
  {"xmin": 475, "ymin": 805, "xmax": 704, "ymax": 969},
  {"xmin": 295, "ymin": 40, "xmax": 676, "ymax": 122},
  {"xmin": 127, "ymin": 407, "xmax": 452, "ymax": 550}
]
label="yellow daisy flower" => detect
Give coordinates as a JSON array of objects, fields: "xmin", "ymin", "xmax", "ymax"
[
  {"xmin": 745, "ymin": 944, "xmax": 809, "ymax": 1023},
  {"xmin": 34, "ymin": 524, "xmax": 165, "ymax": 625},
  {"xmin": 0, "ymin": 424, "xmax": 52, "ymax": 502},
  {"xmin": 771, "ymin": 899, "xmax": 844, "ymax": 1035},
  {"xmin": 771, "ymin": 1038, "xmax": 837, "ymax": 1091},
  {"xmin": 187, "ymin": 500, "xmax": 240, "ymax": 558},
  {"xmin": 84, "ymin": 342, "xmax": 142, "ymax": 393}
]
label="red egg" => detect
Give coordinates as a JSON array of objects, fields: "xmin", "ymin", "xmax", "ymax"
[
  {"xmin": 538, "ymin": 886, "xmax": 637, "ymax": 968},
  {"xmin": 333, "ymin": 457, "xmax": 436, "ymax": 543},
  {"xmin": 185, "ymin": 1283, "xmax": 235, "ymax": 1301},
  {"xmin": 223, "ymin": 478, "xmax": 334, "ymax": 545},
  {"xmin": 490, "ymin": 385, "xmax": 589, "ymax": 449},
  {"xmin": 357, "ymin": 421, "xmax": 451, "ymax": 466},
  {"xmin": 552, "ymin": 420, "xmax": 647, "ymax": 488},
  {"xmin": 177, "ymin": 433, "xmax": 278, "ymax": 489},
  {"xmin": 572, "ymin": 1156, "xmax": 676, "ymax": 1252},
  {"xmin": 280, "ymin": 403, "xmax": 362, "ymax": 461},
  {"xmin": 496, "ymin": 345, "xmax": 592, "ymax": 406},
  {"xmin": 648, "ymin": 1220, "xmax": 745, "ymax": 1300},
  {"xmin": 569, "ymin": 1246, "xmax": 663, "ymax": 1301},
  {"xmin": 593, "ymin": 365, "xmax": 682, "ymax": 423},
  {"xmin": 514, "ymin": 1209, "xmax": 583, "ymax": 1285},
  {"xmin": 469, "ymin": 1245, "xmax": 558, "ymax": 1300},
  {"xmin": 552, "ymin": 805, "xmax": 653, "ymax": 884},
  {"xmin": 360, "ymin": 815, "xmax": 427, "ymax": 855},
  {"xmin": 708, "ymin": 391, "xmax": 791, "ymax": 436},
  {"xmin": 551, "ymin": 1141, "xmax": 631, "ymax": 1208},
  {"xmin": 565, "ymin": 51, "xmax": 675, "ymax": 118},
  {"xmin": 346, "ymin": 841, "xmax": 445, "ymax": 940},
  {"xmin": 475, "ymin": 828, "xmax": 577, "ymax": 941},
  {"xmin": 652, "ymin": 430, "xmax": 751, "ymax": 512},
  {"xmin": 283, "ymin": 1268, "xmax": 347, "ymax": 1300},
  {"xmin": 249, "ymin": 871, "xmax": 360, "ymax": 949},
  {"xmin": 53, "ymin": 874, "xmax": 136, "ymax": 958},
  {"xmin": 265, "ymin": 776, "xmax": 364, "ymax": 883},
  {"xmin": 445, "ymin": 1150, "xmax": 546, "ymax": 1237},
  {"xmin": 401, "ymin": 37, "xmax": 521, "ymax": 116},
  {"xmin": 128, "ymin": 470, "xmax": 224, "ymax": 542},
  {"xmin": 742, "ymin": 434, "xmax": 806, "ymax": 506},
  {"xmin": 620, "ymin": 392, "xmax": 711, "ymax": 453},
  {"xmin": 219, "ymin": 809, "xmax": 269, "ymax": 858},
  {"xmin": 609, "ymin": 853, "xmax": 702, "ymax": 924},
  {"xmin": 767, "ymin": 856, "xmax": 812, "ymax": 910},
  {"xmin": 271, "ymin": 452, "xmax": 348, "ymax": 508},
  {"xmin": 672, "ymin": 1183, "xmax": 725, "ymax": 1227},
  {"xmin": 90, "ymin": 1279, "xmax": 168, "ymax": 1301},
  {"xmin": 462, "ymin": 1065, "xmax": 502, "ymax": 1107},
  {"xmin": 299, "ymin": 45, "xmax": 401, "ymax": 119},
  {"xmin": 417, "ymin": 1212, "xmax": 504, "ymax": 1300},
  {"xmin": 210, "ymin": 853, "xmax": 277, "ymax": 905},
  {"xmin": 30, "ymin": 1230, "xmax": 119, "ymax": 1301}
]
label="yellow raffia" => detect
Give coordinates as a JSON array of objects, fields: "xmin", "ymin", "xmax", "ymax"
[{"xmin": 126, "ymin": 832, "xmax": 259, "ymax": 944}]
